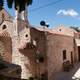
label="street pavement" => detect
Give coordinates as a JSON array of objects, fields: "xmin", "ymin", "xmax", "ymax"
[{"xmin": 54, "ymin": 62, "xmax": 80, "ymax": 80}]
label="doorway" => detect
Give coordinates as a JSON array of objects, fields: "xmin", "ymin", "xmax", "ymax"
[
  {"xmin": 71, "ymin": 52, "xmax": 73, "ymax": 64},
  {"xmin": 78, "ymin": 46, "xmax": 80, "ymax": 62}
]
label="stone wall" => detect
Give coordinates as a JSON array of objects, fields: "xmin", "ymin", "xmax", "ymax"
[
  {"xmin": 0, "ymin": 9, "xmax": 47, "ymax": 79},
  {"xmin": 47, "ymin": 33, "xmax": 74, "ymax": 80},
  {"xmin": 0, "ymin": 20, "xmax": 14, "ymax": 63},
  {"xmin": 0, "ymin": 36, "xmax": 12, "ymax": 62},
  {"xmin": 12, "ymin": 26, "xmax": 47, "ymax": 79},
  {"xmin": 30, "ymin": 27, "xmax": 47, "ymax": 77},
  {"xmin": 11, "ymin": 20, "xmax": 32, "ymax": 79}
]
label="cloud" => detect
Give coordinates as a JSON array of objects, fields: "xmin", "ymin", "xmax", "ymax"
[{"xmin": 57, "ymin": 9, "xmax": 79, "ymax": 17}]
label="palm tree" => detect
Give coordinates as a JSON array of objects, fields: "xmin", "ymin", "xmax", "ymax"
[
  {"xmin": 5, "ymin": 0, "xmax": 33, "ymax": 41},
  {"xmin": 6, "ymin": 0, "xmax": 33, "ymax": 36},
  {"xmin": 7, "ymin": 0, "xmax": 32, "ymax": 12},
  {"xmin": 0, "ymin": 0, "xmax": 32, "ymax": 21},
  {"xmin": 0, "ymin": 0, "xmax": 4, "ymax": 10},
  {"xmin": 70, "ymin": 26, "xmax": 80, "ymax": 32},
  {"xmin": 6, "ymin": 0, "xmax": 32, "ymax": 20},
  {"xmin": 0, "ymin": 0, "xmax": 33, "ymax": 12}
]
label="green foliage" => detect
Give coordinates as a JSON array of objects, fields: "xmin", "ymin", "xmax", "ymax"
[
  {"xmin": 7, "ymin": 0, "xmax": 13, "ymax": 8},
  {"xmin": 6, "ymin": 0, "xmax": 33, "ymax": 12},
  {"xmin": 70, "ymin": 26, "xmax": 80, "ymax": 32},
  {"xmin": 25, "ymin": 0, "xmax": 32, "ymax": 6},
  {"xmin": 0, "ymin": 0, "xmax": 33, "ymax": 13},
  {"xmin": 0, "ymin": 0, "xmax": 4, "ymax": 10}
]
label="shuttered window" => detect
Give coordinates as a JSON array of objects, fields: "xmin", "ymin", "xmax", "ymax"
[{"xmin": 63, "ymin": 50, "xmax": 66, "ymax": 60}]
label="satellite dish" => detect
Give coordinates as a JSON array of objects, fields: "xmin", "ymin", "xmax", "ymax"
[
  {"xmin": 46, "ymin": 23, "xmax": 49, "ymax": 27},
  {"xmin": 40, "ymin": 21, "xmax": 46, "ymax": 26},
  {"xmin": 46, "ymin": 24, "xmax": 49, "ymax": 27}
]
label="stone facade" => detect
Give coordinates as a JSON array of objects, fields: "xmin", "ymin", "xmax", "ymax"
[
  {"xmin": 0, "ymin": 9, "xmax": 13, "ymax": 24},
  {"xmin": 46, "ymin": 25, "xmax": 79, "ymax": 80},
  {"xmin": 0, "ymin": 9, "xmax": 80, "ymax": 80},
  {"xmin": 0, "ymin": 9, "xmax": 21, "ymax": 79},
  {"xmin": 47, "ymin": 33, "xmax": 74, "ymax": 80},
  {"xmin": 30, "ymin": 27, "xmax": 48, "ymax": 77},
  {"xmin": 0, "ymin": 9, "xmax": 13, "ymax": 62}
]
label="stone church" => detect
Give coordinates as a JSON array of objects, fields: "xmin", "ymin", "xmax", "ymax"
[
  {"xmin": 1, "ymin": 7, "xmax": 80, "ymax": 80},
  {"xmin": 0, "ymin": 8, "xmax": 47, "ymax": 79}
]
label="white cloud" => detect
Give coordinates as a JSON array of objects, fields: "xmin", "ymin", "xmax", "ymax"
[{"xmin": 57, "ymin": 9, "xmax": 79, "ymax": 17}]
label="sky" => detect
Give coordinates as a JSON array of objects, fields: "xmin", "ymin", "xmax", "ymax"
[{"xmin": 4, "ymin": 0, "xmax": 80, "ymax": 28}]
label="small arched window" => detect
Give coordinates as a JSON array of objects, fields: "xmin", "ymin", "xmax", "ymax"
[
  {"xmin": 25, "ymin": 34, "xmax": 28, "ymax": 37},
  {"xmin": 59, "ymin": 29, "xmax": 61, "ymax": 31},
  {"xmin": 2, "ymin": 25, "xmax": 7, "ymax": 30}
]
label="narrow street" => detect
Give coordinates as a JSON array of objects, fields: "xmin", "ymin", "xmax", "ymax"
[{"xmin": 54, "ymin": 62, "xmax": 80, "ymax": 80}]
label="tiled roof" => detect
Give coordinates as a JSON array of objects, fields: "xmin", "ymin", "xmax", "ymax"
[{"xmin": 31, "ymin": 25, "xmax": 78, "ymax": 37}]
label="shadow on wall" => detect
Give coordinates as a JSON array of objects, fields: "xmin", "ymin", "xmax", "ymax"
[
  {"xmin": 0, "ymin": 31, "xmax": 12, "ymax": 62},
  {"xmin": 0, "ymin": 59, "xmax": 22, "ymax": 79},
  {"xmin": 19, "ymin": 44, "xmax": 48, "ymax": 80},
  {"xmin": 19, "ymin": 44, "xmax": 37, "ymax": 78}
]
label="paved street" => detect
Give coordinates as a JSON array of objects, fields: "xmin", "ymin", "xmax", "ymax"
[{"xmin": 54, "ymin": 62, "xmax": 80, "ymax": 80}]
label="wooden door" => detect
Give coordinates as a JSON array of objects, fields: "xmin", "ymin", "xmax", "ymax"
[{"xmin": 78, "ymin": 46, "xmax": 80, "ymax": 62}]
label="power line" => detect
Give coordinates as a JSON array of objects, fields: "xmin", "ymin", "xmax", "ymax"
[{"xmin": 29, "ymin": 0, "xmax": 64, "ymax": 12}]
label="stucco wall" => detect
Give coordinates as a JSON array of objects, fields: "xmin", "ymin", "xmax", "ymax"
[
  {"xmin": 47, "ymin": 33, "xmax": 74, "ymax": 80},
  {"xmin": 53, "ymin": 25, "xmax": 77, "ymax": 37},
  {"xmin": 12, "ymin": 26, "xmax": 47, "ymax": 79},
  {"xmin": 11, "ymin": 21, "xmax": 32, "ymax": 79},
  {"xmin": 0, "ymin": 9, "xmax": 79, "ymax": 80},
  {"xmin": 30, "ymin": 28, "xmax": 47, "ymax": 76}
]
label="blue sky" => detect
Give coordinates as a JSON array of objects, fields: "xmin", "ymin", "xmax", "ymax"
[{"xmin": 4, "ymin": 0, "xmax": 80, "ymax": 28}]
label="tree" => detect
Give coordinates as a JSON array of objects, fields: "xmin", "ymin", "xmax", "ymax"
[
  {"xmin": 6, "ymin": 0, "xmax": 33, "ymax": 23},
  {"xmin": 0, "ymin": 0, "xmax": 4, "ymax": 10},
  {"xmin": 0, "ymin": 0, "xmax": 32, "ymax": 20},
  {"xmin": 7, "ymin": 0, "xmax": 32, "ymax": 12},
  {"xmin": 70, "ymin": 26, "xmax": 80, "ymax": 32}
]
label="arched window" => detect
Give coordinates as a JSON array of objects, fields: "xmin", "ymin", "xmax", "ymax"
[
  {"xmin": 59, "ymin": 29, "xmax": 61, "ymax": 31},
  {"xmin": 25, "ymin": 34, "xmax": 28, "ymax": 37},
  {"xmin": 2, "ymin": 25, "xmax": 7, "ymax": 30}
]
